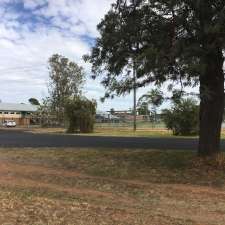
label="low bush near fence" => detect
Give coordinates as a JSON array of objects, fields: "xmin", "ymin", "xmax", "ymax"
[
  {"xmin": 162, "ymin": 98, "xmax": 199, "ymax": 136},
  {"xmin": 65, "ymin": 97, "xmax": 96, "ymax": 133}
]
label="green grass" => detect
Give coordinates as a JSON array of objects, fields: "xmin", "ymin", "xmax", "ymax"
[
  {"xmin": 31, "ymin": 125, "xmax": 225, "ymax": 139},
  {"xmin": 95, "ymin": 121, "xmax": 166, "ymax": 128},
  {"xmin": 84, "ymin": 126, "xmax": 225, "ymax": 139},
  {"xmin": 85, "ymin": 128, "xmax": 174, "ymax": 137}
]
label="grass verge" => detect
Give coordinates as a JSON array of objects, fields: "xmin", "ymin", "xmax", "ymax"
[{"xmin": 0, "ymin": 148, "xmax": 225, "ymax": 224}]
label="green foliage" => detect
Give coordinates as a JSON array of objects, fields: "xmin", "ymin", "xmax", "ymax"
[
  {"xmin": 139, "ymin": 88, "xmax": 164, "ymax": 107},
  {"xmin": 86, "ymin": 0, "xmax": 225, "ymax": 97},
  {"xmin": 137, "ymin": 102, "xmax": 149, "ymax": 115},
  {"xmin": 35, "ymin": 98, "xmax": 57, "ymax": 127},
  {"xmin": 83, "ymin": 0, "xmax": 145, "ymax": 98},
  {"xmin": 29, "ymin": 98, "xmax": 40, "ymax": 105},
  {"xmin": 110, "ymin": 108, "xmax": 115, "ymax": 115},
  {"xmin": 139, "ymin": 90, "xmax": 162, "ymax": 107},
  {"xmin": 162, "ymin": 99, "xmax": 199, "ymax": 136},
  {"xmin": 138, "ymin": 89, "xmax": 164, "ymax": 120},
  {"xmin": 85, "ymin": 0, "xmax": 225, "ymax": 154},
  {"xmin": 48, "ymin": 54, "xmax": 85, "ymax": 123},
  {"xmin": 65, "ymin": 97, "xmax": 97, "ymax": 133}
]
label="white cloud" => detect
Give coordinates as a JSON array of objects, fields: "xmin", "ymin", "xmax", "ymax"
[
  {"xmin": 21, "ymin": 0, "xmax": 115, "ymax": 37},
  {"xmin": 0, "ymin": 0, "xmax": 155, "ymax": 111},
  {"xmin": 23, "ymin": 0, "xmax": 47, "ymax": 10}
]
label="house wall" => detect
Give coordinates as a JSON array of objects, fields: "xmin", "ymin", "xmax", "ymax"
[{"xmin": 0, "ymin": 112, "xmax": 31, "ymax": 126}]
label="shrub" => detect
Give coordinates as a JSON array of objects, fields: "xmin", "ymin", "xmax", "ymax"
[
  {"xmin": 162, "ymin": 98, "xmax": 199, "ymax": 136},
  {"xmin": 65, "ymin": 97, "xmax": 96, "ymax": 133}
]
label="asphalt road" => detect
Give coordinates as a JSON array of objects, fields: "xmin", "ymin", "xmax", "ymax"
[{"xmin": 0, "ymin": 129, "xmax": 204, "ymax": 150}]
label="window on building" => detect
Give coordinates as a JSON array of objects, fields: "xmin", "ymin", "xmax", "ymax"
[{"xmin": 4, "ymin": 112, "xmax": 8, "ymax": 114}]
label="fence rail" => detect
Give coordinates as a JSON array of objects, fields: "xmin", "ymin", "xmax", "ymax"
[{"xmin": 94, "ymin": 121, "xmax": 166, "ymax": 129}]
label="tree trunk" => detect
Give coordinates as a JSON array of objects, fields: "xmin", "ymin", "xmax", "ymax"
[{"xmin": 198, "ymin": 49, "xmax": 224, "ymax": 156}]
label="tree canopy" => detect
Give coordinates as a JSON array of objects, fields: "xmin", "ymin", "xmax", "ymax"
[
  {"xmin": 86, "ymin": 0, "xmax": 225, "ymax": 93},
  {"xmin": 138, "ymin": 89, "xmax": 164, "ymax": 108},
  {"xmin": 48, "ymin": 54, "xmax": 85, "ymax": 123},
  {"xmin": 65, "ymin": 97, "xmax": 97, "ymax": 133},
  {"xmin": 86, "ymin": 0, "xmax": 225, "ymax": 156},
  {"xmin": 29, "ymin": 98, "xmax": 40, "ymax": 106},
  {"xmin": 162, "ymin": 98, "xmax": 199, "ymax": 136}
]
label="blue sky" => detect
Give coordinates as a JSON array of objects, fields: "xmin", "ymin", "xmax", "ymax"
[{"xmin": 0, "ymin": 0, "xmax": 153, "ymax": 111}]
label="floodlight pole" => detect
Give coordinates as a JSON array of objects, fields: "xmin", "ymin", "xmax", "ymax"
[{"xmin": 133, "ymin": 60, "xmax": 137, "ymax": 132}]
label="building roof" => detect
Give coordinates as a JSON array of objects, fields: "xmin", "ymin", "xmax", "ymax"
[{"xmin": 0, "ymin": 103, "xmax": 38, "ymax": 112}]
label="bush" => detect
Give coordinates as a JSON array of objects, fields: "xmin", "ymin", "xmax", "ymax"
[
  {"xmin": 162, "ymin": 98, "xmax": 199, "ymax": 136},
  {"xmin": 65, "ymin": 97, "xmax": 96, "ymax": 133}
]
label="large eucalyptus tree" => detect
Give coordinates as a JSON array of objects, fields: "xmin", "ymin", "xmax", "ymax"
[{"xmin": 86, "ymin": 0, "xmax": 225, "ymax": 156}]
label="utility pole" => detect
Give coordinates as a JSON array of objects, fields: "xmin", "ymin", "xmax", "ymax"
[{"xmin": 133, "ymin": 60, "xmax": 137, "ymax": 132}]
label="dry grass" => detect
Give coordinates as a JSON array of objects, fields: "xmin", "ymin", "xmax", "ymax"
[
  {"xmin": 26, "ymin": 126, "xmax": 225, "ymax": 140},
  {"xmin": 28, "ymin": 126, "xmax": 174, "ymax": 137},
  {"xmin": 26, "ymin": 127, "xmax": 66, "ymax": 134},
  {"xmin": 0, "ymin": 148, "xmax": 224, "ymax": 224}
]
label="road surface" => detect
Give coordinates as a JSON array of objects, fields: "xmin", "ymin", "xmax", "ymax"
[{"xmin": 0, "ymin": 129, "xmax": 223, "ymax": 150}]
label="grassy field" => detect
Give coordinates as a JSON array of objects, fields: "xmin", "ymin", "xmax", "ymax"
[
  {"xmin": 0, "ymin": 147, "xmax": 225, "ymax": 224},
  {"xmin": 95, "ymin": 121, "xmax": 166, "ymax": 129},
  {"xmin": 29, "ymin": 127, "xmax": 175, "ymax": 137},
  {"xmin": 29, "ymin": 126, "xmax": 225, "ymax": 140}
]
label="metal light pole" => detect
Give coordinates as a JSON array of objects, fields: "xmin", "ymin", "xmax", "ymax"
[{"xmin": 133, "ymin": 60, "xmax": 137, "ymax": 132}]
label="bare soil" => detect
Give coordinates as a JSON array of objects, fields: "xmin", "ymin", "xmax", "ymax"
[{"xmin": 0, "ymin": 148, "xmax": 224, "ymax": 225}]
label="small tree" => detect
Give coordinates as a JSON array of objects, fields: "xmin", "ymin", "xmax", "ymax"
[
  {"xmin": 48, "ymin": 54, "xmax": 85, "ymax": 124},
  {"xmin": 29, "ymin": 98, "xmax": 40, "ymax": 106},
  {"xmin": 162, "ymin": 98, "xmax": 199, "ymax": 136},
  {"xmin": 110, "ymin": 108, "xmax": 115, "ymax": 115},
  {"xmin": 138, "ymin": 89, "xmax": 164, "ymax": 121},
  {"xmin": 65, "ymin": 97, "xmax": 97, "ymax": 133},
  {"xmin": 137, "ymin": 102, "xmax": 149, "ymax": 116},
  {"xmin": 35, "ymin": 98, "xmax": 56, "ymax": 127}
]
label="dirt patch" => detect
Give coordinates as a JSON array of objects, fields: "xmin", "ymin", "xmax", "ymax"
[{"xmin": 0, "ymin": 149, "xmax": 225, "ymax": 224}]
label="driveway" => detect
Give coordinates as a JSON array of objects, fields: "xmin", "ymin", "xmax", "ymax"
[{"xmin": 0, "ymin": 129, "xmax": 203, "ymax": 150}]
